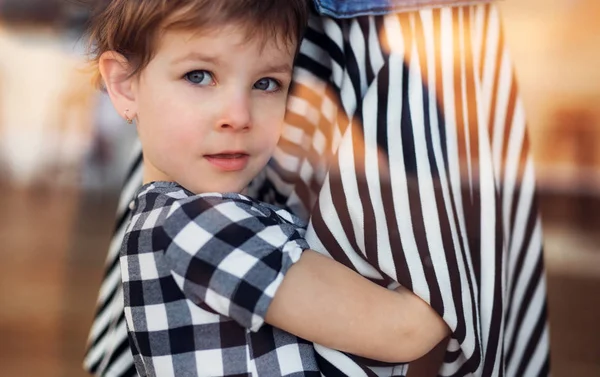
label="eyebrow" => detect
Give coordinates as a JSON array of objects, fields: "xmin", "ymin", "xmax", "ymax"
[
  {"xmin": 260, "ymin": 63, "xmax": 293, "ymax": 75},
  {"xmin": 171, "ymin": 52, "xmax": 221, "ymax": 65},
  {"xmin": 171, "ymin": 51, "xmax": 292, "ymax": 76}
]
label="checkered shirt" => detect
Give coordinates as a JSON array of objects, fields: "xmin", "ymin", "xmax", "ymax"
[{"xmin": 120, "ymin": 181, "xmax": 321, "ymax": 376}]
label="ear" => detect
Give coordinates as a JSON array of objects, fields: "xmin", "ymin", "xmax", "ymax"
[{"xmin": 98, "ymin": 51, "xmax": 138, "ymax": 122}]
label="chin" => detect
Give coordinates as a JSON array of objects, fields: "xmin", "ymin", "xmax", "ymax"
[{"xmin": 189, "ymin": 180, "xmax": 249, "ymax": 195}]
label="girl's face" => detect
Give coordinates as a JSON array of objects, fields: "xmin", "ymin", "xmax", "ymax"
[{"xmin": 107, "ymin": 26, "xmax": 296, "ymax": 194}]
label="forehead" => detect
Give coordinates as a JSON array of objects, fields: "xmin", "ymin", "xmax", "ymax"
[{"xmin": 155, "ymin": 25, "xmax": 296, "ymax": 61}]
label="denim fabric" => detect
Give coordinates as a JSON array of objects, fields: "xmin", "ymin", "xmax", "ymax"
[{"xmin": 313, "ymin": 0, "xmax": 493, "ymax": 18}]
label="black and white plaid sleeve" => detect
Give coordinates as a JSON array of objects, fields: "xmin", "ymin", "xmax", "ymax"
[
  {"xmin": 162, "ymin": 192, "xmax": 309, "ymax": 332},
  {"xmin": 120, "ymin": 182, "xmax": 319, "ymax": 376}
]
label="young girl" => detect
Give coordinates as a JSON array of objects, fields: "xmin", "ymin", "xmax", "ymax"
[{"xmin": 90, "ymin": 0, "xmax": 448, "ymax": 376}]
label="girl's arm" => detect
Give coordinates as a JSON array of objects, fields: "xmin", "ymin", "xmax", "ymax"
[
  {"xmin": 266, "ymin": 250, "xmax": 449, "ymax": 363},
  {"xmin": 163, "ymin": 194, "xmax": 449, "ymax": 363}
]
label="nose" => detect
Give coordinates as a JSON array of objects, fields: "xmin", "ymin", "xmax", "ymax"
[{"xmin": 216, "ymin": 92, "xmax": 251, "ymax": 132}]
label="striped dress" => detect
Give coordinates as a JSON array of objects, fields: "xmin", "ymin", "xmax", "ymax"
[{"xmin": 84, "ymin": 3, "xmax": 550, "ymax": 376}]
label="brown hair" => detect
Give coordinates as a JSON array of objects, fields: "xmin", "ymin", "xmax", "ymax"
[{"xmin": 86, "ymin": 0, "xmax": 309, "ymax": 87}]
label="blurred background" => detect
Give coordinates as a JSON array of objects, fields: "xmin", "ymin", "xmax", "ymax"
[{"xmin": 0, "ymin": 0, "xmax": 598, "ymax": 376}]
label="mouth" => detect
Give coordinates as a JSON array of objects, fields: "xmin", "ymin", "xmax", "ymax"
[{"xmin": 204, "ymin": 152, "xmax": 250, "ymax": 172}]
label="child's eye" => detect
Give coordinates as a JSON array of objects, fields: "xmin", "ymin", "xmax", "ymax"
[
  {"xmin": 184, "ymin": 70, "xmax": 215, "ymax": 86},
  {"xmin": 254, "ymin": 78, "xmax": 281, "ymax": 92}
]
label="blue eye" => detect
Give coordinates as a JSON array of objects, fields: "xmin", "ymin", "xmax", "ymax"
[
  {"xmin": 185, "ymin": 70, "xmax": 214, "ymax": 86},
  {"xmin": 254, "ymin": 78, "xmax": 280, "ymax": 92}
]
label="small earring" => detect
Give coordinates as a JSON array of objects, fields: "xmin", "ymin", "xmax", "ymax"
[{"xmin": 124, "ymin": 109, "xmax": 133, "ymax": 124}]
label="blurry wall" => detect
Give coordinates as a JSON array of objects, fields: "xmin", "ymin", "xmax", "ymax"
[
  {"xmin": 501, "ymin": 0, "xmax": 600, "ymax": 194},
  {"xmin": 0, "ymin": 0, "xmax": 137, "ymax": 190}
]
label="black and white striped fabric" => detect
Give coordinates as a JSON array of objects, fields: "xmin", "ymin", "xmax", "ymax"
[
  {"xmin": 84, "ymin": 3, "xmax": 550, "ymax": 377},
  {"xmin": 121, "ymin": 182, "xmax": 319, "ymax": 376}
]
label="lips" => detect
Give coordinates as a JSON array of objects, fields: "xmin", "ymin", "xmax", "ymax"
[
  {"xmin": 204, "ymin": 152, "xmax": 250, "ymax": 171},
  {"xmin": 207, "ymin": 153, "xmax": 247, "ymax": 159}
]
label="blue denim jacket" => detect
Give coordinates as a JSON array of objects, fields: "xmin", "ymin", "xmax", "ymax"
[{"xmin": 313, "ymin": 0, "xmax": 493, "ymax": 18}]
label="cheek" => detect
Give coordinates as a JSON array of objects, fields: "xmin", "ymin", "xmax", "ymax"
[
  {"xmin": 137, "ymin": 72, "xmax": 192, "ymax": 125},
  {"xmin": 138, "ymin": 108, "xmax": 202, "ymax": 166},
  {"xmin": 140, "ymin": 86, "xmax": 178, "ymax": 121},
  {"xmin": 139, "ymin": 85, "xmax": 202, "ymax": 144},
  {"xmin": 254, "ymin": 101, "xmax": 286, "ymax": 145}
]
